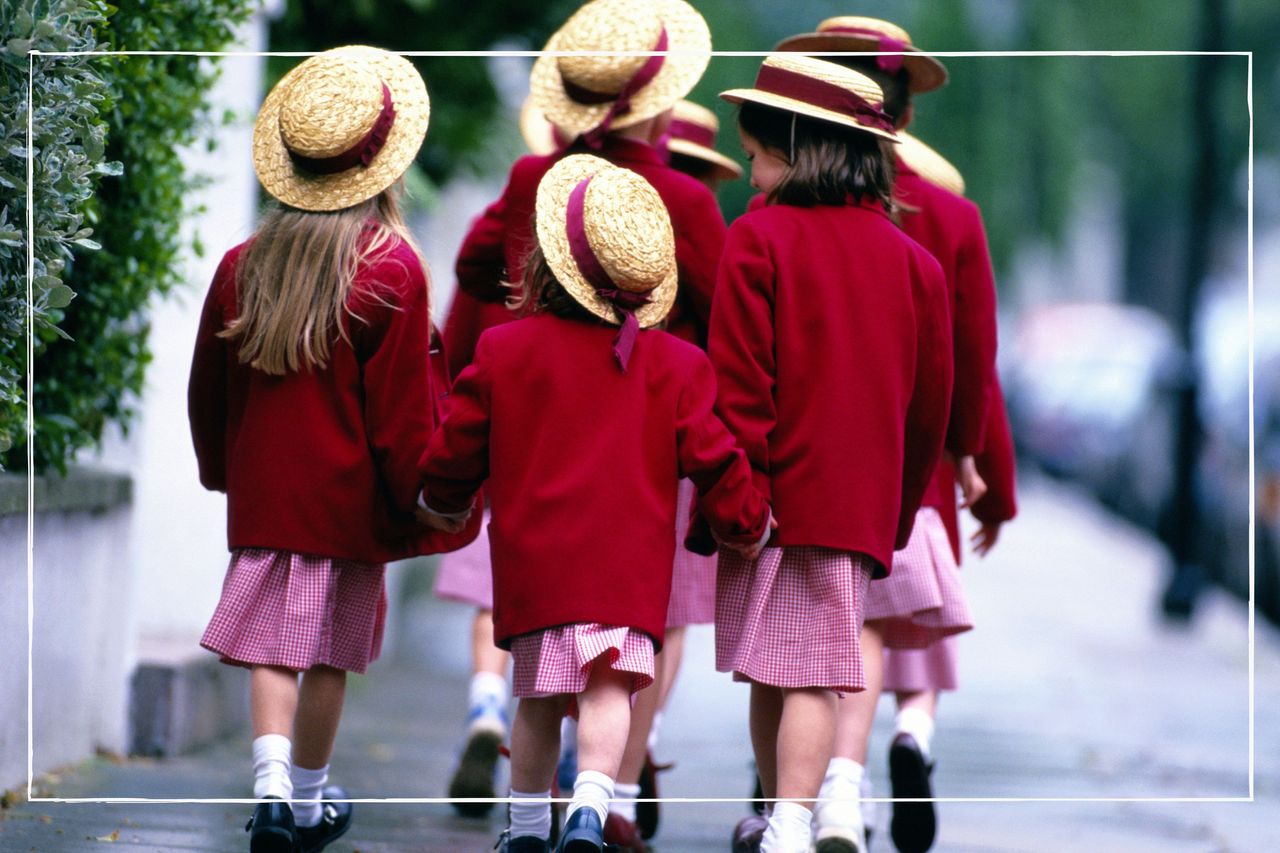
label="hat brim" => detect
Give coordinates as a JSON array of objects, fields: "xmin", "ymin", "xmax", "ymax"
[
  {"xmin": 666, "ymin": 138, "xmax": 743, "ymax": 181},
  {"xmin": 530, "ymin": 0, "xmax": 711, "ymax": 138},
  {"xmin": 253, "ymin": 46, "xmax": 430, "ymax": 212},
  {"xmin": 897, "ymin": 131, "xmax": 965, "ymax": 195},
  {"xmin": 720, "ymin": 88, "xmax": 900, "ymax": 142},
  {"xmin": 535, "ymin": 155, "xmax": 677, "ymax": 330},
  {"xmin": 773, "ymin": 32, "xmax": 948, "ymax": 94}
]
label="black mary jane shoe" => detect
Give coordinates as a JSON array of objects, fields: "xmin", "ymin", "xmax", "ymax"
[
  {"xmin": 496, "ymin": 829, "xmax": 552, "ymax": 853},
  {"xmin": 297, "ymin": 785, "xmax": 353, "ymax": 853},
  {"xmin": 246, "ymin": 796, "xmax": 299, "ymax": 853},
  {"xmin": 888, "ymin": 732, "xmax": 937, "ymax": 853}
]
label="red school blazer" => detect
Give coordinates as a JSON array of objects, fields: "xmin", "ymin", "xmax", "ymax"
[
  {"xmin": 707, "ymin": 199, "xmax": 953, "ymax": 574},
  {"xmin": 448, "ymin": 135, "xmax": 726, "ymax": 362},
  {"xmin": 188, "ymin": 238, "xmax": 480, "ymax": 564},
  {"xmin": 419, "ymin": 312, "xmax": 771, "ymax": 649}
]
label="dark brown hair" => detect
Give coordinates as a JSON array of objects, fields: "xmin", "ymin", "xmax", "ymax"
[
  {"xmin": 507, "ymin": 244, "xmax": 597, "ymax": 323},
  {"xmin": 738, "ymin": 101, "xmax": 896, "ymax": 211}
]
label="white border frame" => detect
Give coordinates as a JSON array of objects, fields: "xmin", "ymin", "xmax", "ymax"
[{"xmin": 24, "ymin": 48, "xmax": 1255, "ymax": 807}]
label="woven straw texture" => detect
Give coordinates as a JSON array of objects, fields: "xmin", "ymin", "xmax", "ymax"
[
  {"xmin": 253, "ymin": 46, "xmax": 430, "ymax": 212},
  {"xmin": 535, "ymin": 154, "xmax": 677, "ymax": 329},
  {"xmin": 530, "ymin": 0, "xmax": 711, "ymax": 137},
  {"xmin": 898, "ymin": 131, "xmax": 965, "ymax": 195},
  {"xmin": 666, "ymin": 99, "xmax": 742, "ymax": 179},
  {"xmin": 720, "ymin": 54, "xmax": 899, "ymax": 142},
  {"xmin": 774, "ymin": 15, "xmax": 948, "ymax": 93}
]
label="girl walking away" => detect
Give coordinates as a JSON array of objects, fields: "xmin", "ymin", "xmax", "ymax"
[
  {"xmin": 435, "ymin": 3, "xmax": 721, "ymax": 843},
  {"xmin": 707, "ymin": 55, "xmax": 953, "ymax": 853},
  {"xmin": 418, "ymin": 154, "xmax": 773, "ymax": 853},
  {"xmin": 662, "ymin": 99, "xmax": 744, "ymax": 191},
  {"xmin": 188, "ymin": 47, "xmax": 476, "ymax": 853},
  {"xmin": 775, "ymin": 18, "xmax": 1003, "ymax": 853}
]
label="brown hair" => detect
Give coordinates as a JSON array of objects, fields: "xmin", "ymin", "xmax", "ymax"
[
  {"xmin": 221, "ymin": 185, "xmax": 427, "ymax": 375},
  {"xmin": 507, "ymin": 244, "xmax": 597, "ymax": 323},
  {"xmin": 738, "ymin": 101, "xmax": 896, "ymax": 212}
]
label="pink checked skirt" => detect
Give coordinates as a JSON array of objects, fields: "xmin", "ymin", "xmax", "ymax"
[
  {"xmin": 864, "ymin": 508, "xmax": 973, "ymax": 650},
  {"xmin": 432, "ymin": 509, "xmax": 493, "ymax": 609},
  {"xmin": 667, "ymin": 478, "xmax": 717, "ymax": 627},
  {"xmin": 201, "ymin": 549, "xmax": 387, "ymax": 674},
  {"xmin": 882, "ymin": 636, "xmax": 959, "ymax": 693},
  {"xmin": 510, "ymin": 623, "xmax": 656, "ymax": 699},
  {"xmin": 715, "ymin": 546, "xmax": 874, "ymax": 693}
]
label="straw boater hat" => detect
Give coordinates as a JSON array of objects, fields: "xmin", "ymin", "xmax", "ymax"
[
  {"xmin": 775, "ymin": 16, "xmax": 948, "ymax": 94},
  {"xmin": 664, "ymin": 100, "xmax": 742, "ymax": 181},
  {"xmin": 253, "ymin": 46, "xmax": 430, "ymax": 212},
  {"xmin": 530, "ymin": 0, "xmax": 711, "ymax": 145},
  {"xmin": 535, "ymin": 153, "xmax": 677, "ymax": 370},
  {"xmin": 897, "ymin": 131, "xmax": 965, "ymax": 195},
  {"xmin": 720, "ymin": 54, "xmax": 899, "ymax": 142}
]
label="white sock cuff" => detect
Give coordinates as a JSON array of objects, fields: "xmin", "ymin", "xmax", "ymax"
[
  {"xmin": 252, "ymin": 733, "xmax": 292, "ymax": 761},
  {"xmin": 470, "ymin": 671, "xmax": 508, "ymax": 702},
  {"xmin": 613, "ymin": 782, "xmax": 641, "ymax": 799},
  {"xmin": 826, "ymin": 757, "xmax": 865, "ymax": 785},
  {"xmin": 290, "ymin": 764, "xmax": 328, "ymax": 788},
  {"xmin": 251, "ymin": 734, "xmax": 293, "ymax": 801},
  {"xmin": 509, "ymin": 789, "xmax": 553, "ymax": 840},
  {"xmin": 574, "ymin": 770, "xmax": 614, "ymax": 795},
  {"xmin": 894, "ymin": 707, "xmax": 936, "ymax": 755}
]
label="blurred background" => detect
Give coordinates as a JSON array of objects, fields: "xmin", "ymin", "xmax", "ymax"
[{"xmin": 2, "ymin": 0, "xmax": 1277, "ymax": 849}]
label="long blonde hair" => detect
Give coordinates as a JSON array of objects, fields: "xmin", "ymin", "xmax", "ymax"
[{"xmin": 221, "ymin": 187, "xmax": 427, "ymax": 375}]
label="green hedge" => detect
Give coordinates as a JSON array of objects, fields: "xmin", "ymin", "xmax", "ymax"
[{"xmin": 1, "ymin": 0, "xmax": 252, "ymax": 474}]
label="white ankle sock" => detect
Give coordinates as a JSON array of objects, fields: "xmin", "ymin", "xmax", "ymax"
[
  {"xmin": 468, "ymin": 672, "xmax": 509, "ymax": 735},
  {"xmin": 290, "ymin": 764, "xmax": 328, "ymax": 828},
  {"xmin": 252, "ymin": 734, "xmax": 292, "ymax": 800},
  {"xmin": 821, "ymin": 757, "xmax": 865, "ymax": 799},
  {"xmin": 568, "ymin": 770, "xmax": 613, "ymax": 825},
  {"xmin": 894, "ymin": 707, "xmax": 935, "ymax": 760},
  {"xmin": 761, "ymin": 801, "xmax": 812, "ymax": 852},
  {"xmin": 610, "ymin": 781, "xmax": 640, "ymax": 823},
  {"xmin": 509, "ymin": 789, "xmax": 552, "ymax": 840}
]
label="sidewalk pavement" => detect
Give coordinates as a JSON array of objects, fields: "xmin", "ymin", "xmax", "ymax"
[{"xmin": 2, "ymin": 475, "xmax": 1277, "ymax": 851}]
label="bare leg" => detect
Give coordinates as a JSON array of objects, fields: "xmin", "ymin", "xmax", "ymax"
[
  {"xmin": 575, "ymin": 663, "xmax": 633, "ymax": 778},
  {"xmin": 831, "ymin": 621, "xmax": 885, "ymax": 763},
  {"xmin": 616, "ymin": 669, "xmax": 661, "ymax": 785},
  {"xmin": 748, "ymin": 683, "xmax": 784, "ymax": 802},
  {"xmin": 654, "ymin": 626, "xmax": 687, "ymax": 711},
  {"xmin": 293, "ymin": 665, "xmax": 348, "ymax": 769},
  {"xmin": 774, "ymin": 687, "xmax": 838, "ymax": 804},
  {"xmin": 251, "ymin": 665, "xmax": 300, "ymax": 737},
  {"xmin": 894, "ymin": 689, "xmax": 938, "ymax": 717},
  {"xmin": 473, "ymin": 608, "xmax": 511, "ymax": 676},
  {"xmin": 509, "ymin": 695, "xmax": 572, "ymax": 793}
]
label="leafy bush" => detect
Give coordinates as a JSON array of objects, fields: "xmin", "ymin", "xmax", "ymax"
[
  {"xmin": 1, "ymin": 0, "xmax": 253, "ymax": 473},
  {"xmin": 0, "ymin": 0, "xmax": 113, "ymax": 462}
]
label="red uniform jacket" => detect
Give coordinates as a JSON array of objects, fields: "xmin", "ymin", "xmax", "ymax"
[
  {"xmin": 188, "ymin": 239, "xmax": 480, "ymax": 564},
  {"xmin": 707, "ymin": 200, "xmax": 952, "ymax": 574},
  {"xmin": 419, "ymin": 313, "xmax": 771, "ymax": 648},
  {"xmin": 446, "ymin": 135, "xmax": 726, "ymax": 369}
]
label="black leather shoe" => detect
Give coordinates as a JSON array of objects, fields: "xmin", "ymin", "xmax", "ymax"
[
  {"xmin": 557, "ymin": 807, "xmax": 608, "ymax": 853},
  {"xmin": 246, "ymin": 797, "xmax": 299, "ymax": 853},
  {"xmin": 888, "ymin": 733, "xmax": 937, "ymax": 853},
  {"xmin": 449, "ymin": 729, "xmax": 504, "ymax": 817},
  {"xmin": 297, "ymin": 785, "xmax": 353, "ymax": 853},
  {"xmin": 496, "ymin": 830, "xmax": 552, "ymax": 852}
]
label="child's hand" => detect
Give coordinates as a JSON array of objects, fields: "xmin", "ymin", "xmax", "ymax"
[
  {"xmin": 722, "ymin": 512, "xmax": 778, "ymax": 561},
  {"xmin": 970, "ymin": 522, "xmax": 1001, "ymax": 557},
  {"xmin": 954, "ymin": 455, "xmax": 987, "ymax": 508},
  {"xmin": 415, "ymin": 491, "xmax": 473, "ymax": 533}
]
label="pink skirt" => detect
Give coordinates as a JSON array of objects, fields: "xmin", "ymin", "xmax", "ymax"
[
  {"xmin": 432, "ymin": 509, "xmax": 493, "ymax": 609},
  {"xmin": 201, "ymin": 549, "xmax": 386, "ymax": 674},
  {"xmin": 510, "ymin": 623, "xmax": 656, "ymax": 699},
  {"xmin": 667, "ymin": 478, "xmax": 717, "ymax": 627},
  {"xmin": 715, "ymin": 546, "xmax": 874, "ymax": 693},
  {"xmin": 864, "ymin": 509, "xmax": 973, "ymax": 650},
  {"xmin": 882, "ymin": 636, "xmax": 959, "ymax": 693}
]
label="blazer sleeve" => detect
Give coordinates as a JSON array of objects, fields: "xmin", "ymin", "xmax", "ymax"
[
  {"xmin": 707, "ymin": 220, "xmax": 777, "ymax": 503},
  {"xmin": 419, "ymin": 331, "xmax": 494, "ymax": 515},
  {"xmin": 946, "ymin": 202, "xmax": 998, "ymax": 456},
  {"xmin": 357, "ymin": 255, "xmax": 438, "ymax": 517},
  {"xmin": 897, "ymin": 252, "xmax": 954, "ymax": 549},
  {"xmin": 187, "ymin": 251, "xmax": 233, "ymax": 493},
  {"xmin": 673, "ymin": 185, "xmax": 727, "ymax": 338},
  {"xmin": 971, "ymin": 377, "xmax": 1018, "ymax": 525},
  {"xmin": 454, "ymin": 192, "xmax": 509, "ymax": 304},
  {"xmin": 676, "ymin": 353, "xmax": 771, "ymax": 547}
]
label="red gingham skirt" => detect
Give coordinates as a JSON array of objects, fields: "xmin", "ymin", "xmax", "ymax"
[
  {"xmin": 864, "ymin": 509, "xmax": 973, "ymax": 650},
  {"xmin": 432, "ymin": 509, "xmax": 493, "ymax": 609},
  {"xmin": 882, "ymin": 635, "xmax": 959, "ymax": 693},
  {"xmin": 667, "ymin": 478, "xmax": 717, "ymax": 627},
  {"xmin": 201, "ymin": 549, "xmax": 386, "ymax": 674},
  {"xmin": 715, "ymin": 547, "xmax": 874, "ymax": 693},
  {"xmin": 509, "ymin": 623, "xmax": 656, "ymax": 698}
]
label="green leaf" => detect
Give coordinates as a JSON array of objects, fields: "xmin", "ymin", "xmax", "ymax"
[
  {"xmin": 44, "ymin": 286, "xmax": 76, "ymax": 309},
  {"xmin": 6, "ymin": 39, "xmax": 33, "ymax": 57},
  {"xmin": 71, "ymin": 237, "xmax": 101, "ymax": 251}
]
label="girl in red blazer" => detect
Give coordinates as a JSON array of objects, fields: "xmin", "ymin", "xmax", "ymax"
[
  {"xmin": 187, "ymin": 48, "xmax": 476, "ymax": 853},
  {"xmin": 709, "ymin": 55, "xmax": 953, "ymax": 853},
  {"xmin": 431, "ymin": 7, "xmax": 723, "ymax": 836},
  {"xmin": 418, "ymin": 154, "xmax": 771, "ymax": 853}
]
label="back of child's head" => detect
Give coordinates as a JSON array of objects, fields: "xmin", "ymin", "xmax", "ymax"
[
  {"xmin": 510, "ymin": 243, "xmax": 599, "ymax": 324},
  {"xmin": 738, "ymin": 101, "xmax": 896, "ymax": 210},
  {"xmin": 829, "ymin": 58, "xmax": 911, "ymax": 127}
]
